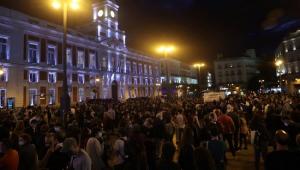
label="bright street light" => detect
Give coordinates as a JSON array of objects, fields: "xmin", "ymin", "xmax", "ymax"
[
  {"xmin": 156, "ymin": 45, "xmax": 176, "ymax": 55},
  {"xmin": 275, "ymin": 59, "xmax": 283, "ymax": 67},
  {"xmin": 0, "ymin": 68, "xmax": 4, "ymax": 76},
  {"xmin": 52, "ymin": 0, "xmax": 61, "ymax": 9},
  {"xmin": 51, "ymin": 0, "xmax": 80, "ymax": 10},
  {"xmin": 193, "ymin": 63, "xmax": 205, "ymax": 68},
  {"xmin": 70, "ymin": 0, "xmax": 80, "ymax": 10}
]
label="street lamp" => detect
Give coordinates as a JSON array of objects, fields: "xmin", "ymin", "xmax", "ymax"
[
  {"xmin": 156, "ymin": 45, "xmax": 176, "ymax": 84},
  {"xmin": 51, "ymin": 0, "xmax": 80, "ymax": 118},
  {"xmin": 193, "ymin": 63, "xmax": 205, "ymax": 91},
  {"xmin": 275, "ymin": 59, "xmax": 284, "ymax": 91},
  {"xmin": 0, "ymin": 67, "xmax": 4, "ymax": 76}
]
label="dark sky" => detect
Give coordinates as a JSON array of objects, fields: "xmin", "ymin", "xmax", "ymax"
[{"xmin": 1, "ymin": 0, "xmax": 300, "ymax": 65}]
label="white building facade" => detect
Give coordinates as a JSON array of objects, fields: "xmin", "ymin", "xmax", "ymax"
[
  {"xmin": 0, "ymin": 0, "xmax": 161, "ymax": 107},
  {"xmin": 214, "ymin": 49, "xmax": 260, "ymax": 88}
]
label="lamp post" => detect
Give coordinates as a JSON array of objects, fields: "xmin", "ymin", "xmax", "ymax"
[
  {"xmin": 156, "ymin": 45, "xmax": 175, "ymax": 96},
  {"xmin": 275, "ymin": 59, "xmax": 283, "ymax": 91},
  {"xmin": 193, "ymin": 63, "xmax": 205, "ymax": 92},
  {"xmin": 51, "ymin": 0, "xmax": 80, "ymax": 119}
]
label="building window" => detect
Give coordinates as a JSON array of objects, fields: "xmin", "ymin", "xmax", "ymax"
[
  {"xmin": 144, "ymin": 65, "xmax": 148, "ymax": 75},
  {"xmin": 139, "ymin": 64, "xmax": 143, "ymax": 75},
  {"xmin": 47, "ymin": 46, "xmax": 56, "ymax": 66},
  {"xmin": 126, "ymin": 61, "xmax": 131, "ymax": 73},
  {"xmin": 101, "ymin": 56, "xmax": 107, "ymax": 70},
  {"xmin": 0, "ymin": 68, "xmax": 8, "ymax": 82},
  {"xmin": 134, "ymin": 78, "xmax": 138, "ymax": 85},
  {"xmin": 133, "ymin": 63, "xmax": 137, "ymax": 74},
  {"xmin": 89, "ymin": 53, "xmax": 97, "ymax": 69},
  {"xmin": 0, "ymin": 89, "xmax": 6, "ymax": 108},
  {"xmin": 67, "ymin": 48, "xmax": 72, "ymax": 67},
  {"xmin": 150, "ymin": 78, "xmax": 153, "ymax": 85},
  {"xmin": 0, "ymin": 36, "xmax": 9, "ymax": 60},
  {"xmin": 48, "ymin": 72, "xmax": 56, "ymax": 83},
  {"xmin": 48, "ymin": 88, "xmax": 55, "ymax": 105},
  {"xmin": 78, "ymin": 74, "xmax": 85, "ymax": 84},
  {"xmin": 149, "ymin": 65, "xmax": 152, "ymax": 75},
  {"xmin": 77, "ymin": 51, "xmax": 85, "ymax": 69},
  {"xmin": 28, "ymin": 42, "xmax": 39, "ymax": 64},
  {"xmin": 67, "ymin": 73, "xmax": 72, "ymax": 85},
  {"xmin": 29, "ymin": 88, "xmax": 38, "ymax": 106},
  {"xmin": 79, "ymin": 88, "xmax": 84, "ymax": 102},
  {"xmin": 29, "ymin": 71, "xmax": 39, "ymax": 83}
]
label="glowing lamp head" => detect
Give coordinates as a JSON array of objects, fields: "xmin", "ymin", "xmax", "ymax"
[
  {"xmin": 52, "ymin": 0, "xmax": 61, "ymax": 9},
  {"xmin": 193, "ymin": 63, "xmax": 205, "ymax": 68},
  {"xmin": 95, "ymin": 78, "xmax": 100, "ymax": 82},
  {"xmin": 156, "ymin": 45, "xmax": 176, "ymax": 54},
  {"xmin": 70, "ymin": 0, "xmax": 79, "ymax": 10},
  {"xmin": 0, "ymin": 68, "xmax": 4, "ymax": 76},
  {"xmin": 275, "ymin": 60, "xmax": 283, "ymax": 67}
]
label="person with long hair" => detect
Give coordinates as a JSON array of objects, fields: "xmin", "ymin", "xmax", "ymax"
[{"xmin": 86, "ymin": 137, "xmax": 105, "ymax": 170}]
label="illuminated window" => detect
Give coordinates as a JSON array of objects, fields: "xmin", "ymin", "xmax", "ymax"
[
  {"xmin": 47, "ymin": 46, "xmax": 56, "ymax": 66},
  {"xmin": 29, "ymin": 71, "xmax": 39, "ymax": 83},
  {"xmin": 77, "ymin": 51, "xmax": 85, "ymax": 69},
  {"xmin": 48, "ymin": 88, "xmax": 55, "ymax": 105},
  {"xmin": 48, "ymin": 72, "xmax": 56, "ymax": 83},
  {"xmin": 78, "ymin": 74, "xmax": 85, "ymax": 84},
  {"xmin": 0, "ymin": 89, "xmax": 6, "ymax": 108},
  {"xmin": 79, "ymin": 88, "xmax": 84, "ymax": 102},
  {"xmin": 29, "ymin": 89, "xmax": 37, "ymax": 106},
  {"xmin": 89, "ymin": 53, "xmax": 97, "ymax": 69},
  {"xmin": 67, "ymin": 48, "xmax": 72, "ymax": 67},
  {"xmin": 28, "ymin": 42, "xmax": 39, "ymax": 64},
  {"xmin": 0, "ymin": 36, "xmax": 9, "ymax": 60},
  {"xmin": 0, "ymin": 68, "xmax": 8, "ymax": 82}
]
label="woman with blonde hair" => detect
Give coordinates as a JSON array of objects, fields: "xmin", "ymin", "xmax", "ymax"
[{"xmin": 86, "ymin": 137, "xmax": 105, "ymax": 170}]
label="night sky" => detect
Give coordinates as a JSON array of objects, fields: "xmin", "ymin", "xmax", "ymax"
[{"xmin": 1, "ymin": 0, "xmax": 300, "ymax": 66}]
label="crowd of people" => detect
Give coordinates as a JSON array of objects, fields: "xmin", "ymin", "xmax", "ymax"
[{"xmin": 1, "ymin": 93, "xmax": 300, "ymax": 170}]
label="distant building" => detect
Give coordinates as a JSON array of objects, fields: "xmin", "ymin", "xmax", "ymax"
[
  {"xmin": 214, "ymin": 49, "xmax": 260, "ymax": 88},
  {"xmin": 160, "ymin": 58, "xmax": 197, "ymax": 85},
  {"xmin": 275, "ymin": 29, "xmax": 300, "ymax": 93}
]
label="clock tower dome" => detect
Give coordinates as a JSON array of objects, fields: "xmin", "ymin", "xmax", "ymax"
[{"xmin": 92, "ymin": 0, "xmax": 126, "ymax": 47}]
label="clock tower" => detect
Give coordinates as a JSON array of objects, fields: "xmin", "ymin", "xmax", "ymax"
[{"xmin": 92, "ymin": 0, "xmax": 126, "ymax": 48}]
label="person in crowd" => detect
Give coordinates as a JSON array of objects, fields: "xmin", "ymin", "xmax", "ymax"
[
  {"xmin": 62, "ymin": 137, "xmax": 92, "ymax": 170},
  {"xmin": 207, "ymin": 126, "xmax": 226, "ymax": 170},
  {"xmin": 157, "ymin": 142, "xmax": 180, "ymax": 170},
  {"xmin": 18, "ymin": 133, "xmax": 38, "ymax": 170},
  {"xmin": 86, "ymin": 137, "xmax": 106, "ymax": 170},
  {"xmin": 103, "ymin": 104, "xmax": 116, "ymax": 132},
  {"xmin": 194, "ymin": 145, "xmax": 216, "ymax": 170},
  {"xmin": 265, "ymin": 130, "xmax": 298, "ymax": 170},
  {"xmin": 217, "ymin": 110, "xmax": 236, "ymax": 156},
  {"xmin": 175, "ymin": 110, "xmax": 186, "ymax": 147},
  {"xmin": 250, "ymin": 112, "xmax": 270, "ymax": 170},
  {"xmin": 178, "ymin": 127, "xmax": 196, "ymax": 170},
  {"xmin": 239, "ymin": 112, "xmax": 249, "ymax": 150},
  {"xmin": 227, "ymin": 104, "xmax": 240, "ymax": 151},
  {"xmin": 0, "ymin": 138, "xmax": 19, "ymax": 170},
  {"xmin": 40, "ymin": 132, "xmax": 70, "ymax": 170}
]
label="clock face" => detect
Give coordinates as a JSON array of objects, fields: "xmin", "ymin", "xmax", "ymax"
[
  {"xmin": 110, "ymin": 10, "xmax": 115, "ymax": 18},
  {"xmin": 98, "ymin": 10, "xmax": 104, "ymax": 17}
]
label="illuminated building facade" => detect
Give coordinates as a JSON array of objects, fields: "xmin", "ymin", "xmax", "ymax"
[
  {"xmin": 0, "ymin": 0, "xmax": 161, "ymax": 107},
  {"xmin": 275, "ymin": 29, "xmax": 300, "ymax": 93}
]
